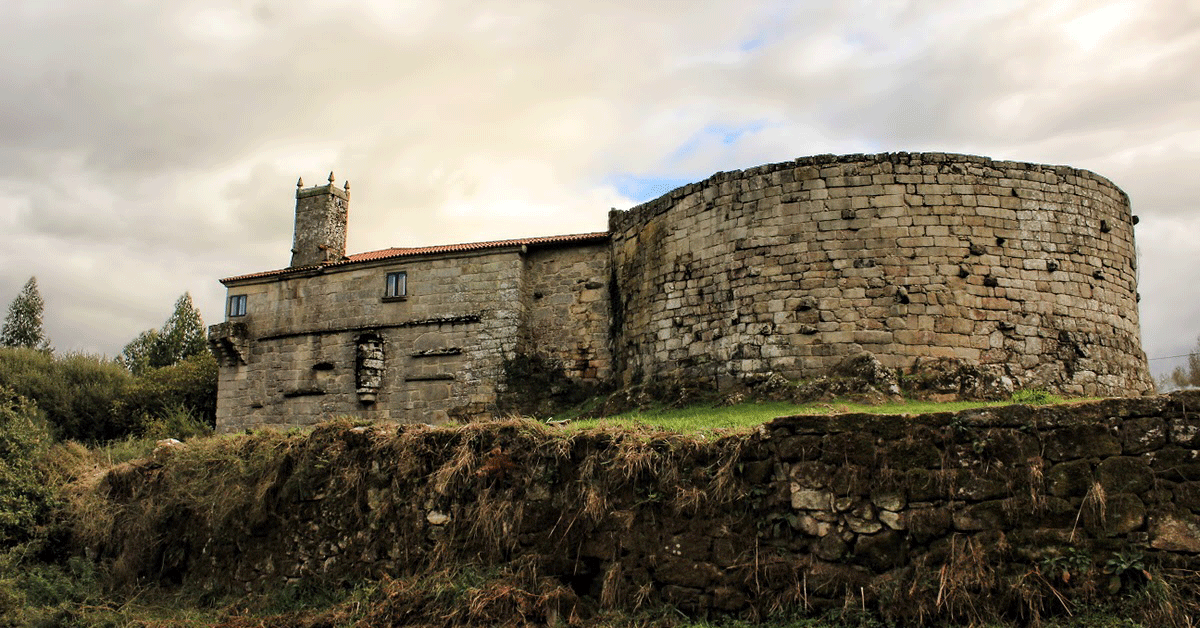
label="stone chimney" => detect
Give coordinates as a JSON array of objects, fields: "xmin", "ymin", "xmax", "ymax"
[{"xmin": 290, "ymin": 173, "xmax": 350, "ymax": 267}]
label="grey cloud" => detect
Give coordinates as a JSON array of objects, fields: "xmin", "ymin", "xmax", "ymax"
[{"xmin": 1, "ymin": 0, "xmax": 1196, "ymax": 368}]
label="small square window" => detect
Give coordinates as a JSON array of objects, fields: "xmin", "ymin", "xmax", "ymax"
[
  {"xmin": 228, "ymin": 294, "xmax": 247, "ymax": 317},
  {"xmin": 385, "ymin": 271, "xmax": 407, "ymax": 299}
]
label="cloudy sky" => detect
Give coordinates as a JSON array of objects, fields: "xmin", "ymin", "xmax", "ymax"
[{"xmin": 2, "ymin": 0, "xmax": 1197, "ymax": 380}]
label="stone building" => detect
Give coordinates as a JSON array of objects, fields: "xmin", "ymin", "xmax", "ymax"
[{"xmin": 209, "ymin": 153, "xmax": 1154, "ymax": 432}]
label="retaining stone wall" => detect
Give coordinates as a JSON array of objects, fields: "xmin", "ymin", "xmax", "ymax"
[
  {"xmin": 609, "ymin": 152, "xmax": 1152, "ymax": 398},
  {"xmin": 103, "ymin": 392, "xmax": 1200, "ymax": 623}
]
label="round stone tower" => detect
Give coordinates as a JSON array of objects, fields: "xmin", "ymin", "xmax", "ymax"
[{"xmin": 608, "ymin": 152, "xmax": 1153, "ymax": 398}]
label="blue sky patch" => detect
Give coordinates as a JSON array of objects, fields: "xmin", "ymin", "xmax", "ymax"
[
  {"xmin": 739, "ymin": 35, "xmax": 766, "ymax": 52},
  {"xmin": 609, "ymin": 120, "xmax": 769, "ymax": 203},
  {"xmin": 668, "ymin": 120, "xmax": 768, "ymax": 162},
  {"xmin": 605, "ymin": 174, "xmax": 698, "ymax": 202}
]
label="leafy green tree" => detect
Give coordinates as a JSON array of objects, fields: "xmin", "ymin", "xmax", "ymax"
[
  {"xmin": 1168, "ymin": 335, "xmax": 1200, "ymax": 389},
  {"xmin": 118, "ymin": 329, "xmax": 162, "ymax": 377},
  {"xmin": 1, "ymin": 278, "xmax": 49, "ymax": 351},
  {"xmin": 161, "ymin": 292, "xmax": 207, "ymax": 361},
  {"xmin": 119, "ymin": 293, "xmax": 207, "ymax": 375}
]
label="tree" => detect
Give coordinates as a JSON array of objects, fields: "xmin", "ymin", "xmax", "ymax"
[
  {"xmin": 1, "ymin": 277, "xmax": 49, "ymax": 351},
  {"xmin": 1168, "ymin": 335, "xmax": 1200, "ymax": 390},
  {"xmin": 118, "ymin": 329, "xmax": 163, "ymax": 377},
  {"xmin": 160, "ymin": 293, "xmax": 207, "ymax": 361},
  {"xmin": 120, "ymin": 293, "xmax": 207, "ymax": 375}
]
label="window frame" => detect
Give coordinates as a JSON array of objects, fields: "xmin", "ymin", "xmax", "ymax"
[
  {"xmin": 228, "ymin": 294, "xmax": 247, "ymax": 317},
  {"xmin": 383, "ymin": 271, "xmax": 408, "ymax": 301}
]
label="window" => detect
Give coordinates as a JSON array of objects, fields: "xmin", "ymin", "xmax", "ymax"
[
  {"xmin": 228, "ymin": 294, "xmax": 247, "ymax": 317},
  {"xmin": 384, "ymin": 271, "xmax": 407, "ymax": 300}
]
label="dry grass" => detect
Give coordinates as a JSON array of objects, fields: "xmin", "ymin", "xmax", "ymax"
[
  {"xmin": 1071, "ymin": 481, "xmax": 1108, "ymax": 543},
  {"xmin": 41, "ymin": 408, "xmax": 1200, "ymax": 628},
  {"xmin": 59, "ymin": 416, "xmax": 763, "ymax": 622}
]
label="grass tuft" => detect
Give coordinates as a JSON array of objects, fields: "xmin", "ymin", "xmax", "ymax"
[
  {"xmin": 1010, "ymin": 388, "xmax": 1067, "ymax": 405},
  {"xmin": 564, "ymin": 397, "xmax": 1045, "ymax": 434}
]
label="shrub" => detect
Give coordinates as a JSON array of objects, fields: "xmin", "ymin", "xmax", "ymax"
[
  {"xmin": 138, "ymin": 403, "xmax": 213, "ymax": 441},
  {"xmin": 0, "ymin": 348, "xmax": 133, "ymax": 442},
  {"xmin": 55, "ymin": 352, "xmax": 139, "ymax": 441},
  {"xmin": 116, "ymin": 352, "xmax": 218, "ymax": 434},
  {"xmin": 0, "ymin": 348, "xmax": 217, "ymax": 443},
  {"xmin": 0, "ymin": 387, "xmax": 54, "ymax": 549}
]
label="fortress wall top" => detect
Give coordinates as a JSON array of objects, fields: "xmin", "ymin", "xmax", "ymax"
[{"xmin": 608, "ymin": 152, "xmax": 1152, "ymax": 397}]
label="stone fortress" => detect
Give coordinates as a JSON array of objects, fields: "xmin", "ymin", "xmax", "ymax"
[{"xmin": 208, "ymin": 153, "xmax": 1154, "ymax": 432}]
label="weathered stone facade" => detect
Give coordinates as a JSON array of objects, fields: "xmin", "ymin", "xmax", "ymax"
[
  {"xmin": 210, "ymin": 153, "xmax": 1153, "ymax": 432},
  {"xmin": 518, "ymin": 242, "xmax": 613, "ymax": 383},
  {"xmin": 210, "ymin": 236, "xmax": 609, "ymax": 431},
  {"xmin": 209, "ymin": 176, "xmax": 611, "ymax": 431},
  {"xmin": 610, "ymin": 152, "xmax": 1152, "ymax": 397}
]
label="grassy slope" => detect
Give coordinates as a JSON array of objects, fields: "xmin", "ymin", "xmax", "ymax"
[{"xmin": 567, "ymin": 396, "xmax": 1063, "ymax": 434}]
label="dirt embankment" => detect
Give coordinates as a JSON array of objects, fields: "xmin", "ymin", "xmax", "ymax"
[{"xmin": 83, "ymin": 391, "xmax": 1200, "ymax": 626}]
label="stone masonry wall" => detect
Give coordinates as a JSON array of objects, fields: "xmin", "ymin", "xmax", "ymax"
[
  {"xmin": 520, "ymin": 242, "xmax": 613, "ymax": 383},
  {"xmin": 213, "ymin": 249, "xmax": 526, "ymax": 432},
  {"xmin": 609, "ymin": 152, "xmax": 1152, "ymax": 397},
  {"xmin": 213, "ymin": 152, "xmax": 1154, "ymax": 432},
  {"xmin": 214, "ymin": 241, "xmax": 616, "ymax": 431},
  {"xmin": 100, "ymin": 391, "xmax": 1200, "ymax": 623},
  {"xmin": 290, "ymin": 181, "xmax": 349, "ymax": 267}
]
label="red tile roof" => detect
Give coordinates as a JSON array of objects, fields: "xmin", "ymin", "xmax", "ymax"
[{"xmin": 221, "ymin": 231, "xmax": 610, "ymax": 284}]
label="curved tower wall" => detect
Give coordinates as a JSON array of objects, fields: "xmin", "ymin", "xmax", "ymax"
[{"xmin": 609, "ymin": 153, "xmax": 1153, "ymax": 397}]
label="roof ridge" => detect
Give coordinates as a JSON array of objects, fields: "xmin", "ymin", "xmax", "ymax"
[
  {"xmin": 221, "ymin": 230, "xmax": 610, "ymax": 284},
  {"xmin": 354, "ymin": 230, "xmax": 610, "ymax": 256}
]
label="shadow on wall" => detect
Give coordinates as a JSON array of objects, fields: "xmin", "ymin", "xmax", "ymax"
[{"xmin": 496, "ymin": 352, "xmax": 607, "ymax": 417}]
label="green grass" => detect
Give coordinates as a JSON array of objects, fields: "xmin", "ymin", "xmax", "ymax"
[{"xmin": 564, "ymin": 398, "xmax": 1025, "ymax": 434}]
